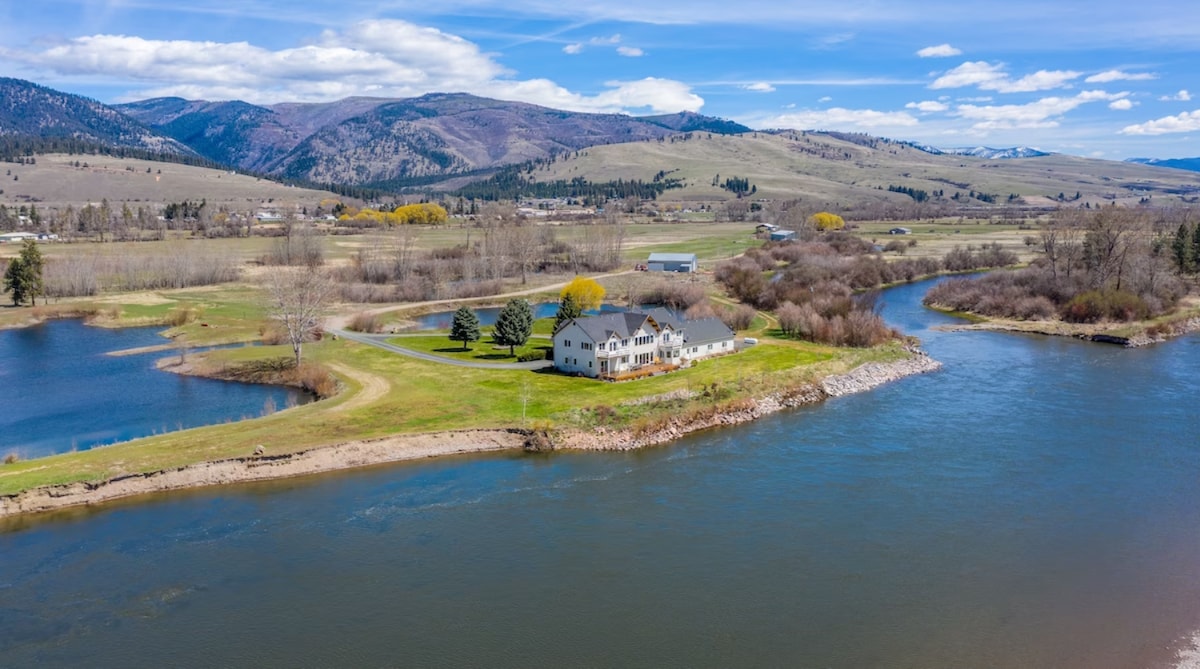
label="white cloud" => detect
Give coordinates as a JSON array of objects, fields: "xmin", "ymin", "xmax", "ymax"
[
  {"xmin": 815, "ymin": 32, "xmax": 855, "ymax": 48},
  {"xmin": 931, "ymin": 61, "xmax": 1080, "ymax": 93},
  {"xmin": 1108, "ymin": 98, "xmax": 1134, "ymax": 110},
  {"xmin": 1160, "ymin": 89, "xmax": 1192, "ymax": 101},
  {"xmin": 589, "ymin": 34, "xmax": 623, "ymax": 45},
  {"xmin": 917, "ymin": 44, "xmax": 962, "ymax": 58},
  {"xmin": 930, "ymin": 61, "xmax": 1006, "ymax": 89},
  {"xmin": 616, "ymin": 46, "xmax": 644, "ymax": 57},
  {"xmin": 0, "ymin": 20, "xmax": 701, "ymax": 113},
  {"xmin": 757, "ymin": 107, "xmax": 919, "ymax": 130},
  {"xmin": 563, "ymin": 43, "xmax": 584, "ymax": 55},
  {"xmin": 1085, "ymin": 69, "xmax": 1157, "ymax": 83},
  {"xmin": 1121, "ymin": 109, "xmax": 1200, "ymax": 135},
  {"xmin": 954, "ymin": 90, "xmax": 1127, "ymax": 130},
  {"xmin": 906, "ymin": 100, "xmax": 949, "ymax": 113},
  {"xmin": 818, "ymin": 96, "xmax": 832, "ymax": 103},
  {"xmin": 743, "ymin": 82, "xmax": 775, "ymax": 93}
]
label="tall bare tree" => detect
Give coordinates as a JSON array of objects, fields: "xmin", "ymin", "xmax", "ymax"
[{"xmin": 266, "ymin": 266, "xmax": 334, "ymax": 367}]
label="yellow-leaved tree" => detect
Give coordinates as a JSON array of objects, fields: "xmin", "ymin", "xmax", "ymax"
[
  {"xmin": 560, "ymin": 276, "xmax": 606, "ymax": 311},
  {"xmin": 809, "ymin": 211, "xmax": 846, "ymax": 231}
]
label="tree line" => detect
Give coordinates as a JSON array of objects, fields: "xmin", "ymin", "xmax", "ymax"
[{"xmin": 452, "ymin": 167, "xmax": 683, "ymax": 203}]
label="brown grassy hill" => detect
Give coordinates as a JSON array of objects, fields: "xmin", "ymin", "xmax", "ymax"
[
  {"xmin": 529, "ymin": 131, "xmax": 1200, "ymax": 210},
  {"xmin": 0, "ymin": 154, "xmax": 337, "ymax": 210}
]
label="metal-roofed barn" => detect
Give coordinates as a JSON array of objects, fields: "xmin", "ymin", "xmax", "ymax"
[{"xmin": 647, "ymin": 253, "xmax": 697, "ymax": 273}]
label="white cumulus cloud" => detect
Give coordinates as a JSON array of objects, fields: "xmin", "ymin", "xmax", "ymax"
[
  {"xmin": 917, "ymin": 44, "xmax": 962, "ymax": 58},
  {"xmin": 931, "ymin": 61, "xmax": 1080, "ymax": 93},
  {"xmin": 563, "ymin": 43, "xmax": 584, "ymax": 55},
  {"xmin": 756, "ymin": 107, "xmax": 919, "ymax": 130},
  {"xmin": 1160, "ymin": 89, "xmax": 1192, "ymax": 101},
  {"xmin": 616, "ymin": 46, "xmax": 644, "ymax": 57},
  {"xmin": 1109, "ymin": 98, "xmax": 1134, "ymax": 110},
  {"xmin": 954, "ymin": 90, "xmax": 1128, "ymax": 130},
  {"xmin": 1085, "ymin": 69, "xmax": 1157, "ymax": 83},
  {"xmin": 0, "ymin": 20, "xmax": 700, "ymax": 114},
  {"xmin": 906, "ymin": 100, "xmax": 949, "ymax": 113},
  {"xmin": 1121, "ymin": 109, "xmax": 1200, "ymax": 135}
]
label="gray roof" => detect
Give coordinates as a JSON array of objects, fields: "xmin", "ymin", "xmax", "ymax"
[
  {"xmin": 641, "ymin": 307, "xmax": 684, "ymax": 331},
  {"xmin": 568, "ymin": 312, "xmax": 652, "ymax": 342},
  {"xmin": 564, "ymin": 308, "xmax": 733, "ymax": 346},
  {"xmin": 681, "ymin": 317, "xmax": 735, "ymax": 346},
  {"xmin": 647, "ymin": 252, "xmax": 697, "ymax": 263}
]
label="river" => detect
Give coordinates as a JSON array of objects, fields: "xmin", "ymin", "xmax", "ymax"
[
  {"xmin": 0, "ymin": 320, "xmax": 309, "ymax": 458},
  {"xmin": 2, "ymin": 279, "xmax": 1199, "ymax": 667}
]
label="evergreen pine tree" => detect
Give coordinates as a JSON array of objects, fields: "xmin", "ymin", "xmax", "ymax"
[
  {"xmin": 1192, "ymin": 222, "xmax": 1200, "ymax": 274},
  {"xmin": 3, "ymin": 239, "xmax": 43, "ymax": 306},
  {"xmin": 553, "ymin": 293, "xmax": 581, "ymax": 333},
  {"xmin": 1172, "ymin": 223, "xmax": 1194, "ymax": 273},
  {"xmin": 493, "ymin": 299, "xmax": 533, "ymax": 356},
  {"xmin": 449, "ymin": 306, "xmax": 481, "ymax": 351}
]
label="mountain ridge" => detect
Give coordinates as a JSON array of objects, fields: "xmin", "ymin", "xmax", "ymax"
[
  {"xmin": 115, "ymin": 90, "xmax": 753, "ymax": 185},
  {"xmin": 0, "ymin": 78, "xmax": 193, "ymax": 156}
]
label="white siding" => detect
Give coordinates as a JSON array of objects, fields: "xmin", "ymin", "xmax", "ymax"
[{"xmin": 553, "ymin": 322, "xmax": 599, "ymax": 376}]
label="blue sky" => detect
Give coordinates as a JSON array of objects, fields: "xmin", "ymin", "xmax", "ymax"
[{"xmin": 3, "ymin": 0, "xmax": 1200, "ymax": 159}]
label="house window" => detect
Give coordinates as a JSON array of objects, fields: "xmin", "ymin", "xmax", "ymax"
[
  {"xmin": 581, "ymin": 342, "xmax": 593, "ymax": 351},
  {"xmin": 564, "ymin": 340, "xmax": 571, "ymax": 347},
  {"xmin": 708, "ymin": 344, "xmax": 713, "ymax": 351},
  {"xmin": 598, "ymin": 342, "xmax": 605, "ymax": 351},
  {"xmin": 622, "ymin": 339, "xmax": 629, "ymax": 347},
  {"xmin": 588, "ymin": 361, "xmax": 592, "ymax": 368}
]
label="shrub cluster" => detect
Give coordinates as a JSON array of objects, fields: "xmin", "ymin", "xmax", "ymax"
[
  {"xmin": 924, "ymin": 258, "xmax": 1186, "ymax": 323},
  {"xmin": 347, "ymin": 311, "xmax": 384, "ymax": 333},
  {"xmin": 43, "ymin": 249, "xmax": 240, "ymax": 298}
]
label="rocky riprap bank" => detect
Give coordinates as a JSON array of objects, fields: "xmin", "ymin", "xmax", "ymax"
[
  {"xmin": 1, "ymin": 351, "xmax": 941, "ymax": 519},
  {"xmin": 558, "ymin": 349, "xmax": 942, "ymax": 451}
]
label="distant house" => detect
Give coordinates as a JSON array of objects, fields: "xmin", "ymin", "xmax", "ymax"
[
  {"xmin": 552, "ymin": 308, "xmax": 735, "ymax": 379},
  {"xmin": 888, "ymin": 227, "xmax": 912, "ymax": 235},
  {"xmin": 255, "ymin": 211, "xmax": 284, "ymax": 223},
  {"xmin": 647, "ymin": 252, "xmax": 698, "ymax": 273},
  {"xmin": 756, "ymin": 223, "xmax": 779, "ymax": 233},
  {"xmin": 769, "ymin": 229, "xmax": 796, "ymax": 241},
  {"xmin": 0, "ymin": 231, "xmax": 39, "ymax": 244}
]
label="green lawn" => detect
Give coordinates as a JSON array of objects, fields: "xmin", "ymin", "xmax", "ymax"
[
  {"xmin": 0, "ymin": 334, "xmax": 895, "ymax": 496},
  {"xmin": 388, "ymin": 334, "xmax": 553, "ymax": 361}
]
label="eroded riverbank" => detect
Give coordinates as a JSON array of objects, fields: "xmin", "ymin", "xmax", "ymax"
[{"xmin": 0, "ymin": 350, "xmax": 940, "ymax": 518}]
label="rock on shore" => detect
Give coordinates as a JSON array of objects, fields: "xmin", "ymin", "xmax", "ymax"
[{"xmin": 560, "ymin": 348, "xmax": 942, "ymax": 451}]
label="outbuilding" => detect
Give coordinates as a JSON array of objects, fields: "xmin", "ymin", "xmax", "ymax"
[
  {"xmin": 769, "ymin": 229, "xmax": 796, "ymax": 241},
  {"xmin": 0, "ymin": 232, "xmax": 39, "ymax": 244},
  {"xmin": 647, "ymin": 252, "xmax": 698, "ymax": 273}
]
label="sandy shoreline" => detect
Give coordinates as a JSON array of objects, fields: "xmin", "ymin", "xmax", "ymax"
[
  {"xmin": 0, "ymin": 351, "xmax": 941, "ymax": 519},
  {"xmin": 0, "ymin": 430, "xmax": 526, "ymax": 518}
]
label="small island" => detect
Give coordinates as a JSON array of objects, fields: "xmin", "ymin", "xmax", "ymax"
[{"xmin": 923, "ymin": 209, "xmax": 1200, "ymax": 345}]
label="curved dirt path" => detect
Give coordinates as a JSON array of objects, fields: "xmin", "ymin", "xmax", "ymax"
[{"xmin": 326, "ymin": 361, "xmax": 390, "ymax": 411}]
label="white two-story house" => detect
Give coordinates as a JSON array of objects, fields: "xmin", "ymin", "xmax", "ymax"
[{"xmin": 553, "ymin": 309, "xmax": 735, "ymax": 379}]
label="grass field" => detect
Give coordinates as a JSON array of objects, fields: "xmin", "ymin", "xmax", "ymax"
[
  {"xmin": 0, "ymin": 154, "xmax": 337, "ymax": 210},
  {"xmin": 531, "ymin": 132, "xmax": 1200, "ymax": 208},
  {"xmin": 387, "ymin": 333, "xmax": 553, "ymax": 361},
  {"xmin": 0, "ymin": 331, "xmax": 894, "ymax": 495}
]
